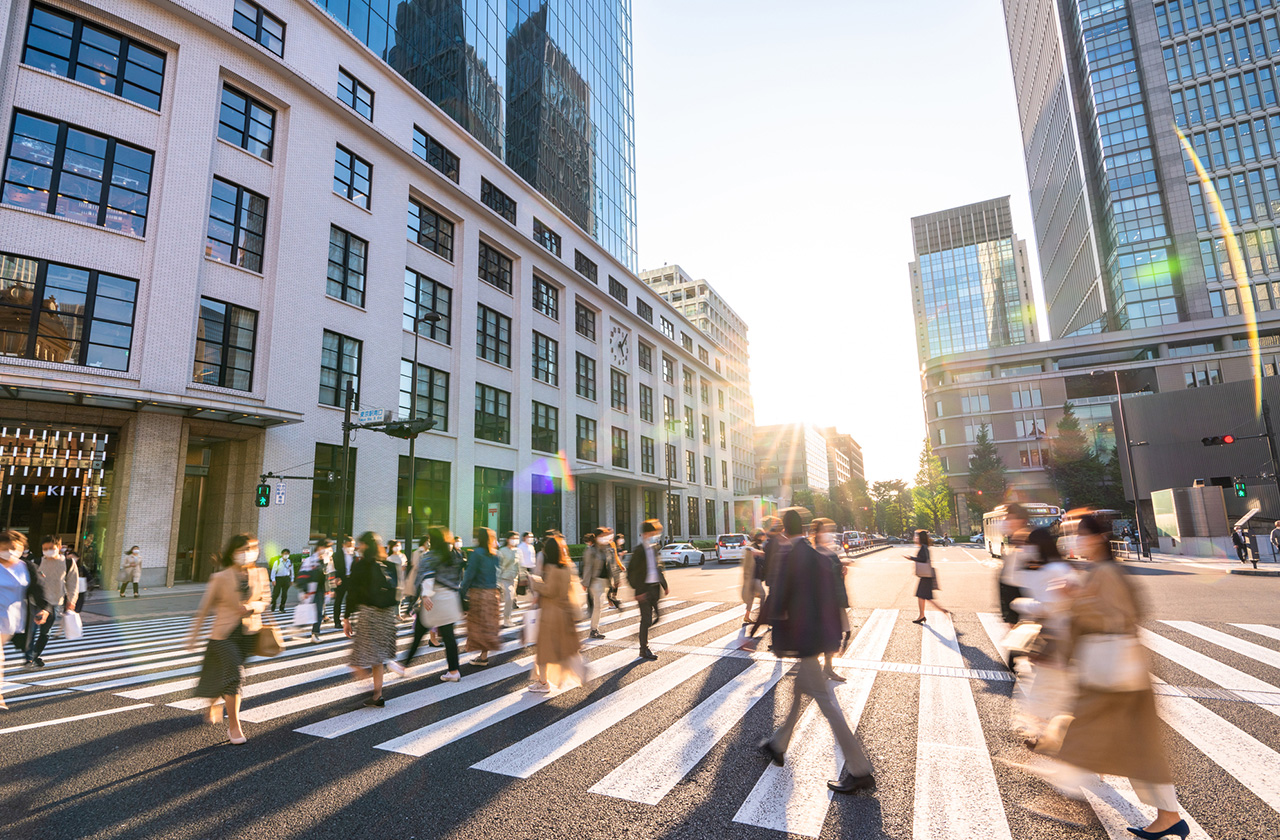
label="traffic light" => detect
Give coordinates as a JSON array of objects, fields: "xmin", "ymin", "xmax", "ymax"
[
  {"xmin": 255, "ymin": 484, "xmax": 271, "ymax": 507},
  {"xmin": 1235, "ymin": 478, "xmax": 1248, "ymax": 498},
  {"xmin": 382, "ymin": 417, "xmax": 437, "ymax": 439},
  {"xmin": 1202, "ymin": 434, "xmax": 1237, "ymax": 446}
]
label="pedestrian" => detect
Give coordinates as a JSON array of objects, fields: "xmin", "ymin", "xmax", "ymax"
[
  {"xmin": 527, "ymin": 533, "xmax": 586, "ymax": 692},
  {"xmin": 186, "ymin": 534, "xmax": 269, "ymax": 744},
  {"xmin": 401, "ymin": 527, "xmax": 463, "ymax": 682},
  {"xmin": 403, "ymin": 535, "xmax": 428, "ymax": 618},
  {"xmin": 460, "ymin": 527, "xmax": 502, "ymax": 667},
  {"xmin": 812, "ymin": 518, "xmax": 850, "ymax": 681},
  {"xmin": 998, "ymin": 503, "xmax": 1031, "ymax": 624},
  {"xmin": 1035, "ymin": 514, "xmax": 1188, "ymax": 840},
  {"xmin": 909, "ymin": 530, "xmax": 950, "ymax": 625},
  {"xmin": 0, "ymin": 531, "xmax": 50, "ymax": 710},
  {"xmin": 295, "ymin": 541, "xmax": 330, "ymax": 643},
  {"xmin": 626, "ymin": 519, "xmax": 668, "ymax": 661},
  {"xmin": 269, "ymin": 548, "xmax": 293, "ymax": 612},
  {"xmin": 68, "ymin": 549, "xmax": 89, "ymax": 614},
  {"xmin": 741, "ymin": 529, "xmax": 765, "ymax": 623},
  {"xmin": 1010, "ymin": 527, "xmax": 1075, "ymax": 751},
  {"xmin": 332, "ymin": 536, "xmax": 355, "ymax": 629},
  {"xmin": 1271, "ymin": 520, "xmax": 1280, "ymax": 564},
  {"xmin": 24, "ymin": 536, "xmax": 77, "ymax": 669},
  {"xmin": 118, "ymin": 545, "xmax": 142, "ymax": 598},
  {"xmin": 581, "ymin": 527, "xmax": 611, "ymax": 639},
  {"xmin": 610, "ymin": 533, "xmax": 626, "ymax": 609},
  {"xmin": 495, "ymin": 532, "xmax": 520, "ymax": 626},
  {"xmin": 386, "ymin": 540, "xmax": 407, "ymax": 619},
  {"xmin": 343, "ymin": 532, "xmax": 405, "ymax": 708},
  {"xmin": 759, "ymin": 511, "xmax": 875, "ymax": 796},
  {"xmin": 1231, "ymin": 525, "xmax": 1249, "ymax": 564},
  {"xmin": 750, "ymin": 514, "xmax": 799, "ymax": 643}
]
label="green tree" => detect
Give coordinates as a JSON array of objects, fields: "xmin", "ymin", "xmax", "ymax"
[
  {"xmin": 966, "ymin": 423, "xmax": 1007, "ymax": 517},
  {"xmin": 912, "ymin": 437, "xmax": 954, "ymax": 533},
  {"xmin": 871, "ymin": 479, "xmax": 910, "ymax": 535},
  {"xmin": 1044, "ymin": 402, "xmax": 1105, "ymax": 509}
]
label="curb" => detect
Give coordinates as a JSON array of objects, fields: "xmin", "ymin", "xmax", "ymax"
[{"xmin": 1230, "ymin": 567, "xmax": 1280, "ymax": 576}]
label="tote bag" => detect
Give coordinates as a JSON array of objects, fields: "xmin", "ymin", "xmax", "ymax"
[
  {"xmin": 1076, "ymin": 633, "xmax": 1148, "ymax": 692},
  {"xmin": 419, "ymin": 582, "xmax": 463, "ymax": 627},
  {"xmin": 61, "ymin": 610, "xmax": 83, "ymax": 641},
  {"xmin": 292, "ymin": 601, "xmax": 317, "ymax": 628},
  {"xmin": 523, "ymin": 608, "xmax": 540, "ymax": 646}
]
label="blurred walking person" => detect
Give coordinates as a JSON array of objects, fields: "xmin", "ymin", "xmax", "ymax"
[
  {"xmin": 269, "ymin": 548, "xmax": 293, "ymax": 612},
  {"xmin": 187, "ymin": 534, "xmax": 269, "ymax": 744},
  {"xmin": 1010, "ymin": 528, "xmax": 1075, "ymax": 750},
  {"xmin": 497, "ymin": 532, "xmax": 520, "ymax": 626},
  {"xmin": 1270, "ymin": 520, "xmax": 1280, "ymax": 563},
  {"xmin": 401, "ymin": 527, "xmax": 463, "ymax": 682},
  {"xmin": 1232, "ymin": 525, "xmax": 1249, "ymax": 564},
  {"xmin": 909, "ymin": 530, "xmax": 949, "ymax": 625},
  {"xmin": 0, "ymin": 531, "xmax": 49, "ymax": 710},
  {"xmin": 627, "ymin": 520, "xmax": 668, "ymax": 661},
  {"xmin": 812, "ymin": 519, "xmax": 850, "ymax": 681},
  {"xmin": 516, "ymin": 532, "xmax": 538, "ymax": 605},
  {"xmin": 581, "ymin": 528, "xmax": 611, "ymax": 639},
  {"xmin": 25, "ymin": 536, "xmax": 77, "ymax": 668},
  {"xmin": 527, "ymin": 534, "xmax": 586, "ymax": 692},
  {"xmin": 741, "ymin": 530, "xmax": 766, "ymax": 623},
  {"xmin": 331, "ymin": 536, "xmax": 355, "ymax": 630},
  {"xmin": 998, "ymin": 503, "xmax": 1030, "ymax": 624},
  {"xmin": 460, "ymin": 528, "xmax": 502, "ymax": 666},
  {"xmin": 343, "ymin": 532, "xmax": 404, "ymax": 708},
  {"xmin": 609, "ymin": 533, "xmax": 626, "ymax": 609},
  {"xmin": 119, "ymin": 545, "xmax": 142, "ymax": 598},
  {"xmin": 296, "ymin": 541, "xmax": 330, "ymax": 643}
]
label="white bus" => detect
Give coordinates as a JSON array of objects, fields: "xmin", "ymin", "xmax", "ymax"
[{"xmin": 982, "ymin": 504, "xmax": 1063, "ymax": 557}]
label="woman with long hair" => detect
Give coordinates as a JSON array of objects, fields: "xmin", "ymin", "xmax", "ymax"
[
  {"xmin": 527, "ymin": 534, "xmax": 586, "ymax": 693},
  {"xmin": 460, "ymin": 527, "xmax": 502, "ymax": 666},
  {"xmin": 186, "ymin": 533, "xmax": 269, "ymax": 744},
  {"xmin": 1010, "ymin": 527, "xmax": 1076, "ymax": 749},
  {"xmin": 741, "ymin": 529, "xmax": 766, "ymax": 624},
  {"xmin": 401, "ymin": 527, "xmax": 463, "ymax": 682},
  {"xmin": 344, "ymin": 532, "xmax": 404, "ymax": 707},
  {"xmin": 909, "ymin": 530, "xmax": 949, "ymax": 625}
]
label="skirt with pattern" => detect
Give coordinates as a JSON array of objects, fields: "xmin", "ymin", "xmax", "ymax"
[
  {"xmin": 349, "ymin": 605, "xmax": 398, "ymax": 668},
  {"xmin": 465, "ymin": 588, "xmax": 502, "ymax": 652},
  {"xmin": 195, "ymin": 625, "xmax": 254, "ymax": 698}
]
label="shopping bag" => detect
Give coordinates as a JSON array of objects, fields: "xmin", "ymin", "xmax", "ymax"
[
  {"xmin": 292, "ymin": 601, "xmax": 317, "ymax": 628},
  {"xmin": 253, "ymin": 625, "xmax": 285, "ymax": 658},
  {"xmin": 1076, "ymin": 633, "xmax": 1147, "ymax": 692},
  {"xmin": 62, "ymin": 610, "xmax": 84, "ymax": 641},
  {"xmin": 523, "ymin": 608, "xmax": 540, "ymax": 646}
]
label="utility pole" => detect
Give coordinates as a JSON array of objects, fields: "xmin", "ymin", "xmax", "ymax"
[
  {"xmin": 406, "ymin": 309, "xmax": 441, "ymax": 550},
  {"xmin": 1112, "ymin": 370, "xmax": 1145, "ymax": 559}
]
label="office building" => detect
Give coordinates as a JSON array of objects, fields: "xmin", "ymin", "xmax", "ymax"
[
  {"xmin": 754, "ymin": 424, "xmax": 831, "ymax": 498},
  {"xmin": 820, "ymin": 427, "xmax": 865, "ymax": 487},
  {"xmin": 910, "ymin": 197, "xmax": 1038, "ymax": 364},
  {"xmin": 0, "ymin": 0, "xmax": 728, "ymax": 585}
]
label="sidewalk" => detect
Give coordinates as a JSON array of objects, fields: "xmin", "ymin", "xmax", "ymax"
[
  {"xmin": 1145, "ymin": 550, "xmax": 1280, "ymax": 576},
  {"xmin": 77, "ymin": 583, "xmax": 208, "ymax": 625}
]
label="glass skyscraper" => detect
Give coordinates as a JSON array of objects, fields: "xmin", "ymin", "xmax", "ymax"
[
  {"xmin": 312, "ymin": 0, "xmax": 637, "ymax": 269},
  {"xmin": 910, "ymin": 197, "xmax": 1038, "ymax": 362}
]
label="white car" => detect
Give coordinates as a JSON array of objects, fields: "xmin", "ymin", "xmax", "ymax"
[
  {"xmin": 715, "ymin": 534, "xmax": 748, "ymax": 562},
  {"xmin": 660, "ymin": 542, "xmax": 705, "ymax": 566}
]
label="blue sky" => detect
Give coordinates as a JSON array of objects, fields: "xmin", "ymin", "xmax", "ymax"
[{"xmin": 632, "ymin": 0, "xmax": 1043, "ymax": 483}]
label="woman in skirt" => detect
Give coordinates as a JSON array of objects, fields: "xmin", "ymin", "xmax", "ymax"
[
  {"xmin": 343, "ymin": 532, "xmax": 404, "ymax": 708},
  {"xmin": 460, "ymin": 527, "xmax": 502, "ymax": 665},
  {"xmin": 186, "ymin": 534, "xmax": 268, "ymax": 744},
  {"xmin": 527, "ymin": 534, "xmax": 587, "ymax": 692},
  {"xmin": 909, "ymin": 530, "xmax": 949, "ymax": 625}
]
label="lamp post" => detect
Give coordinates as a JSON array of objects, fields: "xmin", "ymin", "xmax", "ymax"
[
  {"xmin": 407, "ymin": 308, "xmax": 442, "ymax": 549},
  {"xmin": 1093, "ymin": 368, "xmax": 1146, "ymax": 558}
]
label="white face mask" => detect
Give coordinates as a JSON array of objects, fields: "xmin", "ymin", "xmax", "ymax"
[
  {"xmin": 645, "ymin": 534, "xmax": 661, "ymax": 547},
  {"xmin": 43, "ymin": 548, "xmax": 59, "ymax": 557},
  {"xmin": 525, "ymin": 538, "xmax": 534, "ymax": 545},
  {"xmin": 0, "ymin": 549, "xmax": 18, "ymax": 561},
  {"xmin": 508, "ymin": 538, "xmax": 519, "ymax": 547},
  {"xmin": 131, "ymin": 550, "xmax": 140, "ymax": 556},
  {"xmin": 237, "ymin": 548, "xmax": 259, "ymax": 566},
  {"xmin": 817, "ymin": 533, "xmax": 836, "ymax": 548}
]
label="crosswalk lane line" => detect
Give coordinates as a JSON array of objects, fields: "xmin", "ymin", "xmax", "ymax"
[
  {"xmin": 732, "ymin": 608, "xmax": 898, "ymax": 837},
  {"xmin": 471, "ymin": 626, "xmax": 747, "ymax": 777},
  {"xmin": 976, "ymin": 612, "xmax": 1010, "ymax": 665},
  {"xmin": 1081, "ymin": 776, "xmax": 1211, "ymax": 840},
  {"xmin": 1161, "ymin": 620, "xmax": 1280, "ymax": 672},
  {"xmin": 1139, "ymin": 627, "xmax": 1280, "ymax": 708},
  {"xmin": 376, "ymin": 611, "xmax": 743, "ymax": 758},
  {"xmin": 913, "ymin": 612, "xmax": 1012, "ymax": 840},
  {"xmin": 1235, "ymin": 623, "xmax": 1280, "ymax": 644},
  {"xmin": 0, "ymin": 703, "xmax": 150, "ymax": 735}
]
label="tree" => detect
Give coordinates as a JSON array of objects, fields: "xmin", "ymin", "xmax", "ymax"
[
  {"xmin": 966, "ymin": 423, "xmax": 1007, "ymax": 518},
  {"xmin": 1044, "ymin": 402, "xmax": 1105, "ymax": 510},
  {"xmin": 871, "ymin": 479, "xmax": 911, "ymax": 536},
  {"xmin": 912, "ymin": 437, "xmax": 954, "ymax": 533}
]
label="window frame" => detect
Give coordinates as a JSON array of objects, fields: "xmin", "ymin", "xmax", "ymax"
[
  {"xmin": 532, "ymin": 400, "xmax": 559, "ymax": 453},
  {"xmin": 319, "ymin": 329, "xmax": 361, "ymax": 407},
  {"xmin": 576, "ymin": 415, "xmax": 598, "ymax": 461},
  {"xmin": 480, "ymin": 177, "xmax": 516, "ymax": 223},
  {"xmin": 533, "ymin": 275, "xmax": 559, "ymax": 320},
  {"xmin": 574, "ymin": 249, "xmax": 598, "ymax": 283},
  {"xmin": 533, "ymin": 218, "xmax": 562, "ymax": 257},
  {"xmin": 641, "ymin": 436, "xmax": 656, "ymax": 474},
  {"xmin": 478, "ymin": 240, "xmax": 513, "ymax": 293},
  {"xmin": 608, "ymin": 275, "xmax": 628, "ymax": 304},
  {"xmin": 636, "ymin": 299, "xmax": 653, "ymax": 323},
  {"xmin": 639, "ymin": 383, "xmax": 654, "ymax": 422},
  {"xmin": 412, "ymin": 126, "xmax": 459, "ymax": 183},
  {"xmin": 474, "ymin": 383, "xmax": 511, "ymax": 444},
  {"xmin": 326, "ymin": 224, "xmax": 367, "ymax": 307},
  {"xmin": 532, "ymin": 330, "xmax": 558, "ymax": 386},
  {"xmin": 399, "ymin": 358, "xmax": 449, "ymax": 432},
  {"xmin": 638, "ymin": 341, "xmax": 652, "ymax": 371},
  {"xmin": 612, "ymin": 426, "xmax": 629, "ymax": 469},
  {"xmin": 194, "ymin": 296, "xmax": 257, "ymax": 390},
  {"xmin": 660, "ymin": 317, "xmax": 675, "ymax": 340},
  {"xmin": 575, "ymin": 300, "xmax": 597, "ymax": 340},
  {"xmin": 403, "ymin": 268, "xmax": 452, "ymax": 344},
  {"xmin": 610, "ymin": 368, "xmax": 628, "ymax": 412},
  {"xmin": 232, "ymin": 0, "xmax": 285, "ymax": 57},
  {"xmin": 333, "ymin": 143, "xmax": 372, "ymax": 209},
  {"xmin": 337, "ymin": 66, "xmax": 374, "ymax": 120},
  {"xmin": 476, "ymin": 304, "xmax": 512, "ymax": 368},
  {"xmin": 217, "ymin": 84, "xmax": 275, "ymax": 160},
  {"xmin": 206, "ymin": 175, "xmax": 267, "ymax": 272},
  {"xmin": 407, "ymin": 196, "xmax": 454, "ymax": 261},
  {"xmin": 576, "ymin": 352, "xmax": 597, "ymax": 400}
]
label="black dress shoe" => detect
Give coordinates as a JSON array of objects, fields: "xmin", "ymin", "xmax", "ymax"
[
  {"xmin": 639, "ymin": 648, "xmax": 658, "ymax": 661},
  {"xmin": 827, "ymin": 772, "xmax": 875, "ymax": 794},
  {"xmin": 1126, "ymin": 820, "xmax": 1190, "ymax": 839},
  {"xmin": 758, "ymin": 739, "xmax": 784, "ymax": 766}
]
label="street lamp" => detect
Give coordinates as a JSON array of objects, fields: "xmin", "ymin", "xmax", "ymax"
[
  {"xmin": 1092, "ymin": 368, "xmax": 1146, "ymax": 559},
  {"xmin": 407, "ymin": 307, "xmax": 443, "ymax": 549}
]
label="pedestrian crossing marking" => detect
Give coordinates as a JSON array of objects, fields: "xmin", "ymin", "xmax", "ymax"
[
  {"xmin": 1081, "ymin": 775, "xmax": 1212, "ymax": 840},
  {"xmin": 1139, "ymin": 628, "xmax": 1280, "ymax": 701},
  {"xmin": 1162, "ymin": 620, "xmax": 1280, "ymax": 671}
]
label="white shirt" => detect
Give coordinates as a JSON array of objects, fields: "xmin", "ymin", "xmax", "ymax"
[
  {"xmin": 388, "ymin": 551, "xmax": 406, "ymax": 568},
  {"xmin": 999, "ymin": 543, "xmax": 1029, "ymax": 587},
  {"xmin": 645, "ymin": 543, "xmax": 659, "ymax": 584},
  {"xmin": 517, "ymin": 542, "xmax": 537, "ymax": 569},
  {"xmin": 0, "ymin": 561, "xmax": 30, "ymax": 636}
]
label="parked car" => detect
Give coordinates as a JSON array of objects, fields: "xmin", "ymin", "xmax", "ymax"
[
  {"xmin": 660, "ymin": 542, "xmax": 705, "ymax": 566},
  {"xmin": 970, "ymin": 533, "xmax": 984, "ymax": 544},
  {"xmin": 715, "ymin": 534, "xmax": 748, "ymax": 562}
]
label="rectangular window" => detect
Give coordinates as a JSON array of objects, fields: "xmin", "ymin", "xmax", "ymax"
[
  {"xmin": 319, "ymin": 330, "xmax": 360, "ymax": 407},
  {"xmin": 326, "ymin": 225, "xmax": 367, "ymax": 306},
  {"xmin": 686, "ymin": 450, "xmax": 697, "ymax": 483},
  {"xmin": 660, "ymin": 317, "xmax": 675, "ymax": 340},
  {"xmin": 641, "ymin": 436, "xmax": 656, "ymax": 473},
  {"xmin": 575, "ymin": 301, "xmax": 596, "ymax": 340},
  {"xmin": 194, "ymin": 297, "xmax": 256, "ymax": 390},
  {"xmin": 22, "ymin": 5, "xmax": 166, "ymax": 110},
  {"xmin": 533, "ymin": 276, "xmax": 559, "ymax": 320},
  {"xmin": 474, "ymin": 383, "xmax": 511, "ymax": 443},
  {"xmin": 701, "ymin": 414, "xmax": 711, "ymax": 444},
  {"xmin": 698, "ymin": 346, "xmax": 709, "ymax": 364},
  {"xmin": 312, "ymin": 443, "xmax": 356, "ymax": 539},
  {"xmin": 639, "ymin": 383, "xmax": 654, "ymax": 422},
  {"xmin": 611, "ymin": 369, "xmax": 628, "ymax": 411},
  {"xmin": 683, "ymin": 368, "xmax": 694, "ymax": 396},
  {"xmin": 684, "ymin": 406, "xmax": 695, "ymax": 438},
  {"xmin": 687, "ymin": 497, "xmax": 700, "ymax": 536},
  {"xmin": 532, "ymin": 331, "xmax": 558, "ymax": 385},
  {"xmin": 937, "ymin": 427, "xmax": 946, "ymax": 446},
  {"xmin": 412, "ymin": 126, "xmax": 459, "ymax": 183},
  {"xmin": 530, "ymin": 473, "xmax": 560, "ymax": 536},
  {"xmin": 637, "ymin": 299, "xmax": 653, "ymax": 323},
  {"xmin": 666, "ymin": 444, "xmax": 677, "ymax": 479},
  {"xmin": 532, "ymin": 401, "xmax": 559, "ymax": 453},
  {"xmin": 397, "ymin": 456, "xmax": 450, "ymax": 541},
  {"xmin": 721, "ymin": 460, "xmax": 729, "ymax": 489},
  {"xmin": 232, "ymin": 0, "xmax": 285, "ymax": 56},
  {"xmin": 4, "ymin": 112, "xmax": 154, "ymax": 237},
  {"xmin": 719, "ymin": 420, "xmax": 727, "ymax": 449},
  {"xmin": 681, "ymin": 333, "xmax": 693, "ymax": 352},
  {"xmin": 704, "ymin": 455, "xmax": 713, "ymax": 487},
  {"xmin": 407, "ymin": 197, "xmax": 454, "ymax": 261},
  {"xmin": 206, "ymin": 176, "xmax": 266, "ymax": 271},
  {"xmin": 576, "ymin": 352, "xmax": 596, "ymax": 400},
  {"xmin": 533, "ymin": 218, "xmax": 561, "ymax": 257},
  {"xmin": 476, "ymin": 305, "xmax": 511, "ymax": 367},
  {"xmin": 638, "ymin": 341, "xmax": 652, "ymax": 371},
  {"xmin": 398, "ymin": 359, "xmax": 448, "ymax": 431},
  {"xmin": 608, "ymin": 276, "xmax": 628, "ymax": 304},
  {"xmin": 663, "ymin": 396, "xmax": 676, "ymax": 426},
  {"xmin": 478, "ymin": 241, "xmax": 513, "ymax": 293},
  {"xmin": 667, "ymin": 491, "xmax": 681, "ymax": 534},
  {"xmin": 0, "ymin": 253, "xmax": 136, "ymax": 370},
  {"xmin": 574, "ymin": 249, "xmax": 598, "ymax": 283},
  {"xmin": 612, "ymin": 427, "xmax": 629, "ymax": 468},
  {"xmin": 480, "ymin": 177, "xmax": 516, "ymax": 223},
  {"xmin": 403, "ymin": 268, "xmax": 451, "ymax": 343},
  {"xmin": 662, "ymin": 356, "xmax": 675, "ymax": 384},
  {"xmin": 208, "ymin": 91, "xmax": 274, "ymax": 171},
  {"xmin": 333, "ymin": 144, "xmax": 371, "ymax": 209},
  {"xmin": 576, "ymin": 415, "xmax": 597, "ymax": 461},
  {"xmin": 475, "ymin": 466, "xmax": 515, "ymax": 534},
  {"xmin": 700, "ymin": 380, "xmax": 710, "ymax": 404},
  {"xmin": 718, "ymin": 390, "xmax": 725, "ymax": 410},
  {"xmin": 337, "ymin": 67, "xmax": 374, "ymax": 120},
  {"xmin": 645, "ymin": 488, "xmax": 661, "ymax": 520}
]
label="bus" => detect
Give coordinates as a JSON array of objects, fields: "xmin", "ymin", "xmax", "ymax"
[
  {"xmin": 1058, "ymin": 508, "xmax": 1124, "ymax": 558},
  {"xmin": 982, "ymin": 503, "xmax": 1063, "ymax": 557}
]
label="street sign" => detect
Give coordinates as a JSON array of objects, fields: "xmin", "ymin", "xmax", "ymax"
[
  {"xmin": 276, "ymin": 483, "xmax": 286, "ymax": 505},
  {"xmin": 357, "ymin": 408, "xmax": 387, "ymax": 424}
]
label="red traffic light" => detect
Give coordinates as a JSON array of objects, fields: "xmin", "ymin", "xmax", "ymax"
[
  {"xmin": 1223, "ymin": 434, "xmax": 1235, "ymax": 444},
  {"xmin": 1202, "ymin": 435, "xmax": 1237, "ymax": 446}
]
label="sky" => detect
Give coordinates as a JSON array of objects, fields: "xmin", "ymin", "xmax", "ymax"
[{"xmin": 632, "ymin": 0, "xmax": 1043, "ymax": 485}]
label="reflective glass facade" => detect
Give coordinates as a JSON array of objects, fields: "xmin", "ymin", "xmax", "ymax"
[{"xmin": 312, "ymin": 0, "xmax": 637, "ymax": 269}]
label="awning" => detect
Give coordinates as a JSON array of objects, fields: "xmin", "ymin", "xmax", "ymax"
[{"xmin": 0, "ymin": 383, "xmax": 304, "ymax": 428}]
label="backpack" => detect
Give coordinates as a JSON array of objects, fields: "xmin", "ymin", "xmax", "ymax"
[{"xmin": 367, "ymin": 561, "xmax": 399, "ymax": 609}]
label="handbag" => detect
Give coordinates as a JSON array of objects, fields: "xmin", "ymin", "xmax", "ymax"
[
  {"xmin": 292, "ymin": 601, "xmax": 317, "ymax": 627},
  {"xmin": 1075, "ymin": 633, "xmax": 1148, "ymax": 692},
  {"xmin": 1002, "ymin": 621, "xmax": 1042, "ymax": 659},
  {"xmin": 419, "ymin": 583, "xmax": 463, "ymax": 627},
  {"xmin": 523, "ymin": 608, "xmax": 540, "ymax": 646},
  {"xmin": 914, "ymin": 559, "xmax": 933, "ymax": 577},
  {"xmin": 61, "ymin": 610, "xmax": 84, "ymax": 641},
  {"xmin": 253, "ymin": 624, "xmax": 285, "ymax": 658}
]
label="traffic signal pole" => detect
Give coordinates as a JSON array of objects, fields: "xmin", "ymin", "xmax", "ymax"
[{"xmin": 1263, "ymin": 400, "xmax": 1280, "ymax": 506}]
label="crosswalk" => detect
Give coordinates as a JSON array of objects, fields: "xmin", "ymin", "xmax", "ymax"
[{"xmin": 4, "ymin": 601, "xmax": 1280, "ymax": 838}]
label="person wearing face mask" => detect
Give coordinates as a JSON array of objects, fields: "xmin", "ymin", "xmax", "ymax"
[
  {"xmin": 331, "ymin": 536, "xmax": 355, "ymax": 631},
  {"xmin": 269, "ymin": 548, "xmax": 293, "ymax": 612},
  {"xmin": 24, "ymin": 536, "xmax": 77, "ymax": 668},
  {"xmin": 295, "ymin": 541, "xmax": 331, "ymax": 643},
  {"xmin": 119, "ymin": 546, "xmax": 142, "ymax": 598},
  {"xmin": 344, "ymin": 532, "xmax": 405, "ymax": 707},
  {"xmin": 516, "ymin": 531, "xmax": 538, "ymax": 597},
  {"xmin": 627, "ymin": 520, "xmax": 669, "ymax": 661},
  {"xmin": 811, "ymin": 519, "xmax": 851, "ymax": 681},
  {"xmin": 497, "ymin": 532, "xmax": 520, "ymax": 626},
  {"xmin": 609, "ymin": 533, "xmax": 626, "ymax": 610},
  {"xmin": 187, "ymin": 533, "xmax": 269, "ymax": 744},
  {"xmin": 580, "ymin": 528, "xmax": 609, "ymax": 640},
  {"xmin": 0, "ymin": 530, "xmax": 50, "ymax": 709}
]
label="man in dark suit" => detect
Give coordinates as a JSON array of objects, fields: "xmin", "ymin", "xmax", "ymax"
[
  {"xmin": 759, "ymin": 508, "xmax": 875, "ymax": 795},
  {"xmin": 332, "ymin": 535, "xmax": 355, "ymax": 630},
  {"xmin": 627, "ymin": 519, "xmax": 668, "ymax": 661}
]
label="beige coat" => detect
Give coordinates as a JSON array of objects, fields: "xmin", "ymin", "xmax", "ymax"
[
  {"xmin": 188, "ymin": 566, "xmax": 269, "ymax": 642},
  {"xmin": 532, "ymin": 564, "xmax": 585, "ymax": 689},
  {"xmin": 120, "ymin": 553, "xmax": 142, "ymax": 584},
  {"xmin": 1056, "ymin": 561, "xmax": 1172, "ymax": 784}
]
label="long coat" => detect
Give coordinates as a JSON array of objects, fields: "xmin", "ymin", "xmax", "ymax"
[
  {"xmin": 1056, "ymin": 561, "xmax": 1172, "ymax": 784},
  {"xmin": 767, "ymin": 538, "xmax": 844, "ymax": 658},
  {"xmin": 532, "ymin": 564, "xmax": 585, "ymax": 689},
  {"xmin": 120, "ymin": 553, "xmax": 142, "ymax": 584}
]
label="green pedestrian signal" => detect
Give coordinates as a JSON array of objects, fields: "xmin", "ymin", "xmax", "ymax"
[
  {"xmin": 255, "ymin": 484, "xmax": 271, "ymax": 507},
  {"xmin": 1234, "ymin": 479, "xmax": 1248, "ymax": 498}
]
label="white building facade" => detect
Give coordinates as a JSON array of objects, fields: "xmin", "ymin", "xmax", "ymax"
[{"xmin": 0, "ymin": 0, "xmax": 733, "ymax": 585}]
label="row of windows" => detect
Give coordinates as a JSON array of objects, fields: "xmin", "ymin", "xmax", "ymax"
[
  {"xmin": 1158, "ymin": 0, "xmax": 1280, "ymax": 39},
  {"xmin": 1170, "ymin": 66, "xmax": 1280, "ymax": 128},
  {"xmin": 1163, "ymin": 19, "xmax": 1280, "ymax": 83},
  {"xmin": 1179, "ymin": 117, "xmax": 1280, "ymax": 173},
  {"xmin": 1188, "ymin": 166, "xmax": 1280, "ymax": 232}
]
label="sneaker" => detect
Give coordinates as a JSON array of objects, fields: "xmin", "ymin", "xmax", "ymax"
[
  {"xmin": 440, "ymin": 671, "xmax": 461, "ymax": 683},
  {"xmin": 310, "ymin": 634, "xmax": 320, "ymax": 644},
  {"xmin": 33, "ymin": 658, "xmax": 44, "ymax": 668},
  {"xmin": 528, "ymin": 682, "xmax": 550, "ymax": 693},
  {"xmin": 363, "ymin": 695, "xmax": 385, "ymax": 708},
  {"xmin": 387, "ymin": 661, "xmax": 406, "ymax": 677}
]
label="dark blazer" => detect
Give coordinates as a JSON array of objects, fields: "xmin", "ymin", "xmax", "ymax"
[
  {"xmin": 768, "ymin": 538, "xmax": 844, "ymax": 658},
  {"xmin": 345, "ymin": 555, "xmax": 399, "ymax": 618},
  {"xmin": 626, "ymin": 543, "xmax": 667, "ymax": 592}
]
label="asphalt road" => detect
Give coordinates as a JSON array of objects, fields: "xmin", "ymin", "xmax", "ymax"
[{"xmin": 3, "ymin": 546, "xmax": 1279, "ymax": 840}]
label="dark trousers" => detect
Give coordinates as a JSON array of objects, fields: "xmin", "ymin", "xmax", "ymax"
[
  {"xmin": 119, "ymin": 581, "xmax": 138, "ymax": 596},
  {"xmin": 637, "ymin": 583, "xmax": 661, "ymax": 652},
  {"xmin": 25, "ymin": 604, "xmax": 57, "ymax": 661},
  {"xmin": 270, "ymin": 578, "xmax": 291, "ymax": 611},
  {"xmin": 1236, "ymin": 544, "xmax": 1249, "ymax": 562},
  {"xmin": 404, "ymin": 618, "xmax": 459, "ymax": 672},
  {"xmin": 331, "ymin": 584, "xmax": 347, "ymax": 628},
  {"xmin": 998, "ymin": 581, "xmax": 1023, "ymax": 625}
]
